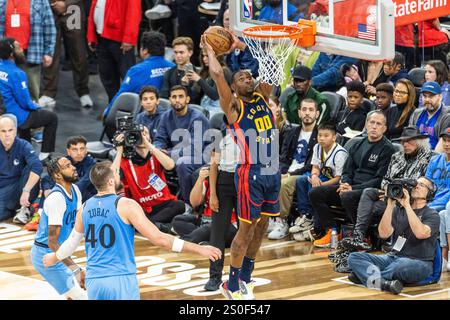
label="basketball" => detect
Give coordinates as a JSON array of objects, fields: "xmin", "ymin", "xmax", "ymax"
[{"xmin": 203, "ymin": 26, "xmax": 233, "ymax": 55}]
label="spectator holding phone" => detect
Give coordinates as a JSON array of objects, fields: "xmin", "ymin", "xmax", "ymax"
[{"xmin": 160, "ymin": 37, "xmax": 201, "ymax": 104}]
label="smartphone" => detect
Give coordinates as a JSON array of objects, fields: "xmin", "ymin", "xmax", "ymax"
[{"xmin": 184, "ymin": 63, "xmax": 194, "ymax": 73}]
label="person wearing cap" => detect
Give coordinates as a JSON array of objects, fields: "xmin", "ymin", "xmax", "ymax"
[
  {"xmin": 409, "ymin": 81, "xmax": 450, "ymax": 149},
  {"xmin": 437, "ymin": 127, "xmax": 450, "ymax": 272},
  {"xmin": 425, "ymin": 127, "xmax": 450, "ymax": 211},
  {"xmin": 280, "ymin": 64, "xmax": 330, "ymax": 125},
  {"xmin": 338, "ymin": 126, "xmax": 435, "ymax": 261}
]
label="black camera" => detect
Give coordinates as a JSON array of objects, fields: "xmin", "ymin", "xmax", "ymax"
[
  {"xmin": 115, "ymin": 116, "xmax": 144, "ymax": 158},
  {"xmin": 386, "ymin": 179, "xmax": 417, "ymax": 199}
]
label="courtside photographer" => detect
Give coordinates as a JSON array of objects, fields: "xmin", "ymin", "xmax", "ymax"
[
  {"xmin": 347, "ymin": 176, "xmax": 440, "ymax": 295},
  {"xmin": 111, "ymin": 118, "xmax": 185, "ymax": 234}
]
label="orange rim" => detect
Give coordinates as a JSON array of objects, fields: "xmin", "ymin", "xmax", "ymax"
[{"xmin": 242, "ymin": 24, "xmax": 303, "ymax": 40}]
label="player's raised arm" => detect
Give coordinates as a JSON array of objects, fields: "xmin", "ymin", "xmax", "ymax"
[
  {"xmin": 123, "ymin": 197, "xmax": 222, "ymax": 262},
  {"xmin": 202, "ymin": 36, "xmax": 236, "ymax": 121}
]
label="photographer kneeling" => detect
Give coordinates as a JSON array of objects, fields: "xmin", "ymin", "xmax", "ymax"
[
  {"xmin": 347, "ymin": 177, "xmax": 440, "ymax": 294},
  {"xmin": 111, "ymin": 119, "xmax": 185, "ymax": 233}
]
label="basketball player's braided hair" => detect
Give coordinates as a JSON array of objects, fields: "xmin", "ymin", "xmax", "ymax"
[{"xmin": 47, "ymin": 157, "xmax": 63, "ymax": 180}]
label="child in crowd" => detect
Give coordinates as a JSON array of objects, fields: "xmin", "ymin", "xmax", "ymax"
[
  {"xmin": 336, "ymin": 80, "xmax": 367, "ymax": 138},
  {"xmin": 134, "ymin": 86, "xmax": 165, "ymax": 141},
  {"xmin": 290, "ymin": 123, "xmax": 348, "ymax": 241},
  {"xmin": 375, "ymin": 83, "xmax": 394, "ymax": 115}
]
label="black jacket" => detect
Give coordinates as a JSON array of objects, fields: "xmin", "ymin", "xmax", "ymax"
[
  {"xmin": 160, "ymin": 66, "xmax": 201, "ymax": 104},
  {"xmin": 279, "ymin": 124, "xmax": 318, "ymax": 175},
  {"xmin": 341, "ymin": 136, "xmax": 396, "ymax": 190}
]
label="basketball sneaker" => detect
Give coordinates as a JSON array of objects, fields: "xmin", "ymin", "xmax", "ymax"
[
  {"xmin": 267, "ymin": 218, "xmax": 288, "ymax": 240},
  {"xmin": 266, "ymin": 217, "xmax": 276, "ymax": 234},
  {"xmin": 24, "ymin": 211, "xmax": 41, "ymax": 231},
  {"xmin": 293, "ymin": 229, "xmax": 314, "ymax": 242},
  {"xmin": 313, "ymin": 229, "xmax": 332, "ymax": 248},
  {"xmin": 13, "ymin": 206, "xmax": 31, "ymax": 225},
  {"xmin": 219, "ymin": 281, "xmax": 243, "ymax": 300},
  {"xmin": 289, "ymin": 215, "xmax": 314, "ymax": 234},
  {"xmin": 239, "ymin": 279, "xmax": 255, "ymax": 300}
]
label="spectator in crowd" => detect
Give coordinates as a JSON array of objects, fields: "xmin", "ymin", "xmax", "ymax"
[
  {"xmin": 258, "ymin": 0, "xmax": 302, "ymax": 24},
  {"xmin": 364, "ymin": 61, "xmax": 389, "ymax": 97},
  {"xmin": 419, "ymin": 60, "xmax": 450, "ymax": 107},
  {"xmin": 0, "ymin": 38, "xmax": 58, "ymax": 161},
  {"xmin": 375, "ymin": 83, "xmax": 394, "ymax": 117},
  {"xmin": 187, "ymin": 49, "xmax": 232, "ymax": 117},
  {"xmin": 204, "ymin": 129, "xmax": 240, "ymax": 291},
  {"xmin": 290, "ymin": 122, "xmax": 348, "ymax": 241},
  {"xmin": 436, "ymin": 129, "xmax": 450, "ymax": 271},
  {"xmin": 395, "ymin": 19, "xmax": 450, "ymax": 69},
  {"xmin": 0, "ymin": 0, "xmax": 56, "ymax": 102},
  {"xmin": 112, "ymin": 126, "xmax": 185, "ymax": 233},
  {"xmin": 0, "ymin": 114, "xmax": 42, "ymax": 223},
  {"xmin": 335, "ymin": 81, "xmax": 367, "ymax": 136},
  {"xmin": 172, "ymin": 166, "xmax": 237, "ymax": 245},
  {"xmin": 102, "ymin": 31, "xmax": 175, "ymax": 118},
  {"xmin": 160, "ymin": 37, "xmax": 201, "ymax": 104},
  {"xmin": 134, "ymin": 86, "xmax": 165, "ymax": 141},
  {"xmin": 409, "ymin": 81, "xmax": 450, "ymax": 149},
  {"xmin": 382, "ymin": 52, "xmax": 409, "ymax": 86},
  {"xmin": 39, "ymin": 0, "xmax": 93, "ymax": 110},
  {"xmin": 269, "ymin": 95, "xmax": 289, "ymax": 147},
  {"xmin": 340, "ymin": 127, "xmax": 434, "ymax": 255},
  {"xmin": 384, "ymin": 79, "xmax": 416, "ymax": 140},
  {"xmin": 425, "ymin": 127, "xmax": 450, "ymax": 211},
  {"xmin": 87, "ymin": 0, "xmax": 141, "ymax": 102},
  {"xmin": 311, "ymin": 53, "xmax": 357, "ymax": 92},
  {"xmin": 348, "ymin": 176, "xmax": 439, "ymax": 295},
  {"xmin": 153, "ymin": 85, "xmax": 210, "ymax": 204},
  {"xmin": 272, "ymin": 99, "xmax": 319, "ymax": 240},
  {"xmin": 41, "ymin": 135, "xmax": 96, "ymax": 202},
  {"xmin": 309, "ymin": 110, "xmax": 395, "ymax": 247},
  {"xmin": 222, "ymin": 11, "xmax": 259, "ymax": 78},
  {"xmin": 281, "ymin": 65, "xmax": 330, "ymax": 125}
]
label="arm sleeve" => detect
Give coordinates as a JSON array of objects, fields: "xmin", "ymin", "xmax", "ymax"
[
  {"xmin": 56, "ymin": 229, "xmax": 84, "ymax": 261},
  {"xmin": 44, "ymin": 192, "xmax": 67, "ymax": 226},
  {"xmin": 22, "ymin": 142, "xmax": 43, "ymax": 175}
]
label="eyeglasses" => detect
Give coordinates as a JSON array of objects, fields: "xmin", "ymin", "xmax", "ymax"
[
  {"xmin": 417, "ymin": 182, "xmax": 433, "ymax": 192},
  {"xmin": 394, "ymin": 89, "xmax": 408, "ymax": 95}
]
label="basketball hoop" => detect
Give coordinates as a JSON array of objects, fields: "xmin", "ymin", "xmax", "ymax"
[{"xmin": 242, "ymin": 21, "xmax": 316, "ymax": 86}]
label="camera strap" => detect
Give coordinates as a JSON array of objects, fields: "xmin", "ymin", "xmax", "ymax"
[{"xmin": 128, "ymin": 157, "xmax": 156, "ymax": 190}]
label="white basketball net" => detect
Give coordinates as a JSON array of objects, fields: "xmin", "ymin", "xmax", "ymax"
[{"xmin": 242, "ymin": 26, "xmax": 300, "ymax": 86}]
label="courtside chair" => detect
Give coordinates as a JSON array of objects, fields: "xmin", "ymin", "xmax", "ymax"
[
  {"xmin": 321, "ymin": 91, "xmax": 346, "ymax": 122},
  {"xmin": 87, "ymin": 92, "xmax": 141, "ymax": 160}
]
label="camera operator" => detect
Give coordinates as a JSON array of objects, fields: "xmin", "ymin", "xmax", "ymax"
[
  {"xmin": 340, "ymin": 127, "xmax": 435, "ymax": 253},
  {"xmin": 111, "ymin": 126, "xmax": 185, "ymax": 234},
  {"xmin": 347, "ymin": 177, "xmax": 440, "ymax": 295}
]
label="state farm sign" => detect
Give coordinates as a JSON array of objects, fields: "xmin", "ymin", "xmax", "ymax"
[{"xmin": 393, "ymin": 0, "xmax": 450, "ymax": 26}]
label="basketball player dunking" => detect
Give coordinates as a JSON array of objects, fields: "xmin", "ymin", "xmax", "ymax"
[
  {"xmin": 43, "ymin": 161, "xmax": 221, "ymax": 300},
  {"xmin": 203, "ymin": 35, "xmax": 281, "ymax": 300}
]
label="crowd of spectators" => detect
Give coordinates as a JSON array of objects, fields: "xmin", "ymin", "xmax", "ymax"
[{"xmin": 0, "ymin": 0, "xmax": 449, "ymax": 296}]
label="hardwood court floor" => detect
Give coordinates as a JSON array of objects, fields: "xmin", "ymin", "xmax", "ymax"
[{"xmin": 0, "ymin": 222, "xmax": 449, "ymax": 300}]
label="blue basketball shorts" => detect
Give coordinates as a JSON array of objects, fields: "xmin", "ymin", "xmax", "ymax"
[
  {"xmin": 234, "ymin": 164, "xmax": 281, "ymax": 224},
  {"xmin": 86, "ymin": 274, "xmax": 140, "ymax": 300},
  {"xmin": 31, "ymin": 244, "xmax": 75, "ymax": 295}
]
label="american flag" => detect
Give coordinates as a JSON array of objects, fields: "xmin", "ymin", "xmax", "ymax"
[{"xmin": 357, "ymin": 24, "xmax": 376, "ymax": 41}]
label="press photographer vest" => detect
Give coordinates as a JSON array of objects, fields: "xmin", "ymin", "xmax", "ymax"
[{"xmin": 120, "ymin": 156, "xmax": 177, "ymax": 214}]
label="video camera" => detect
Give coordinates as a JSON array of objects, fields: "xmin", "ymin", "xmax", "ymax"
[
  {"xmin": 386, "ymin": 179, "xmax": 417, "ymax": 199},
  {"xmin": 114, "ymin": 116, "xmax": 144, "ymax": 158}
]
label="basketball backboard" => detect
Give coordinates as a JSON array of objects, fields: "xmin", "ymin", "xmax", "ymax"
[{"xmin": 230, "ymin": 0, "xmax": 395, "ymax": 60}]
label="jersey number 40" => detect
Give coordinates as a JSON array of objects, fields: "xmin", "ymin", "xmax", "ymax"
[{"xmin": 86, "ymin": 224, "xmax": 116, "ymax": 248}]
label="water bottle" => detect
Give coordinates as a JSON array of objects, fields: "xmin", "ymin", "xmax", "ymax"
[{"xmin": 330, "ymin": 228, "xmax": 338, "ymax": 249}]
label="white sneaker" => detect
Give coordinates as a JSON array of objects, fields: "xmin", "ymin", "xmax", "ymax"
[
  {"xmin": 80, "ymin": 94, "xmax": 93, "ymax": 108},
  {"xmin": 38, "ymin": 95, "xmax": 56, "ymax": 108},
  {"xmin": 266, "ymin": 217, "xmax": 276, "ymax": 234},
  {"xmin": 13, "ymin": 206, "xmax": 31, "ymax": 224},
  {"xmin": 289, "ymin": 216, "xmax": 314, "ymax": 234},
  {"xmin": 268, "ymin": 218, "xmax": 289, "ymax": 240},
  {"xmin": 293, "ymin": 229, "xmax": 314, "ymax": 242},
  {"xmin": 239, "ymin": 279, "xmax": 255, "ymax": 300}
]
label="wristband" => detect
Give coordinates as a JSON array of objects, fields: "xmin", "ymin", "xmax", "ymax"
[
  {"xmin": 23, "ymin": 188, "xmax": 31, "ymax": 193},
  {"xmin": 73, "ymin": 267, "xmax": 82, "ymax": 275},
  {"xmin": 171, "ymin": 238, "xmax": 184, "ymax": 253}
]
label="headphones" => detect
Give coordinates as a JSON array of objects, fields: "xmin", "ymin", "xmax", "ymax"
[{"xmin": 423, "ymin": 177, "xmax": 437, "ymax": 202}]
